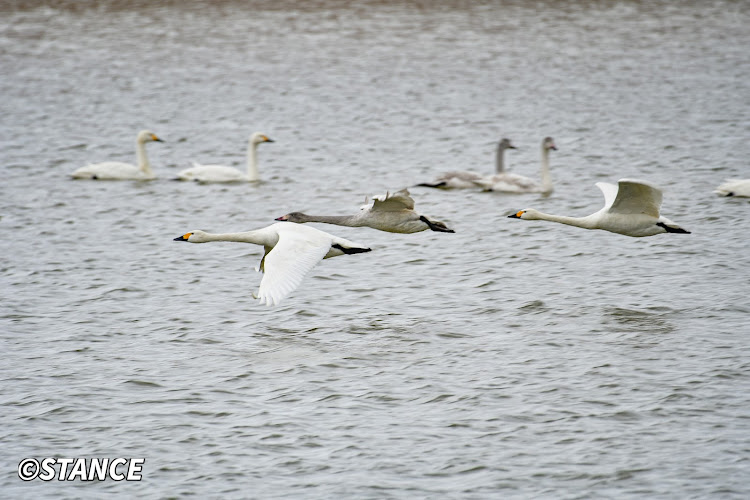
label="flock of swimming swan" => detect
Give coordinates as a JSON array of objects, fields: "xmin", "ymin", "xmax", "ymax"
[{"xmin": 72, "ymin": 129, "xmax": 747, "ymax": 305}]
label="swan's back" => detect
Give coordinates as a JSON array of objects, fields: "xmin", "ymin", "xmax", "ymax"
[
  {"xmin": 715, "ymin": 179, "xmax": 750, "ymax": 197},
  {"xmin": 71, "ymin": 162, "xmax": 151, "ymax": 180},
  {"xmin": 177, "ymin": 163, "xmax": 245, "ymax": 182}
]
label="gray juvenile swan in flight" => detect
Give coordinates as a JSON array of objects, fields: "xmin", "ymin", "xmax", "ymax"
[
  {"xmin": 275, "ymin": 188, "xmax": 455, "ymax": 234},
  {"xmin": 71, "ymin": 130, "xmax": 164, "ymax": 180},
  {"xmin": 174, "ymin": 222, "xmax": 371, "ymax": 306},
  {"xmin": 417, "ymin": 138, "xmax": 516, "ymax": 189},
  {"xmin": 508, "ymin": 178, "xmax": 690, "ymax": 237}
]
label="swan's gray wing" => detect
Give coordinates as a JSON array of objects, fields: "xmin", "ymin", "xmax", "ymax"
[
  {"xmin": 371, "ymin": 188, "xmax": 415, "ymax": 212},
  {"xmin": 607, "ymin": 179, "xmax": 663, "ymax": 217}
]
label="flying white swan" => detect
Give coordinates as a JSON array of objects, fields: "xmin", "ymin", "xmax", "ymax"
[
  {"xmin": 275, "ymin": 188, "xmax": 454, "ymax": 234},
  {"xmin": 71, "ymin": 130, "xmax": 163, "ymax": 180},
  {"xmin": 508, "ymin": 178, "xmax": 690, "ymax": 237},
  {"xmin": 714, "ymin": 179, "xmax": 750, "ymax": 197},
  {"xmin": 173, "ymin": 222, "xmax": 371, "ymax": 306},
  {"xmin": 176, "ymin": 132, "xmax": 274, "ymax": 183},
  {"xmin": 417, "ymin": 138, "xmax": 516, "ymax": 189},
  {"xmin": 475, "ymin": 136, "xmax": 557, "ymax": 194}
]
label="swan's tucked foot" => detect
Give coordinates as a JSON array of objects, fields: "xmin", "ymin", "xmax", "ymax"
[
  {"xmin": 656, "ymin": 222, "xmax": 691, "ymax": 234},
  {"xmin": 419, "ymin": 216, "xmax": 455, "ymax": 233},
  {"xmin": 332, "ymin": 243, "xmax": 372, "ymax": 255}
]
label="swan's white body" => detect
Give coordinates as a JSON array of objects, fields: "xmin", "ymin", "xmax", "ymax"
[
  {"xmin": 176, "ymin": 132, "xmax": 273, "ymax": 183},
  {"xmin": 174, "ymin": 222, "xmax": 371, "ymax": 306},
  {"xmin": 715, "ymin": 179, "xmax": 750, "ymax": 197},
  {"xmin": 508, "ymin": 178, "xmax": 690, "ymax": 237},
  {"xmin": 275, "ymin": 188, "xmax": 454, "ymax": 234},
  {"xmin": 71, "ymin": 130, "xmax": 163, "ymax": 180},
  {"xmin": 418, "ymin": 138, "xmax": 515, "ymax": 189},
  {"xmin": 476, "ymin": 137, "xmax": 556, "ymax": 194}
]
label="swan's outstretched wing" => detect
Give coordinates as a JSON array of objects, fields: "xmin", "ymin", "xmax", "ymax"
[
  {"xmin": 255, "ymin": 230, "xmax": 331, "ymax": 306},
  {"xmin": 595, "ymin": 182, "xmax": 619, "ymax": 210},
  {"xmin": 607, "ymin": 179, "xmax": 663, "ymax": 217},
  {"xmin": 371, "ymin": 188, "xmax": 415, "ymax": 212}
]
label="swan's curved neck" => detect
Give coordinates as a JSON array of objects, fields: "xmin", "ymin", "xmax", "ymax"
[
  {"xmin": 295, "ymin": 214, "xmax": 363, "ymax": 227},
  {"xmin": 533, "ymin": 211, "xmax": 596, "ymax": 229},
  {"xmin": 136, "ymin": 138, "xmax": 153, "ymax": 175},
  {"xmin": 539, "ymin": 147, "xmax": 552, "ymax": 193},
  {"xmin": 246, "ymin": 141, "xmax": 259, "ymax": 181},
  {"xmin": 495, "ymin": 145, "xmax": 506, "ymax": 173}
]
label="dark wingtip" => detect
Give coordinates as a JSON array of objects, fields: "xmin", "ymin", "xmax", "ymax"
[{"xmin": 415, "ymin": 182, "xmax": 447, "ymax": 188}]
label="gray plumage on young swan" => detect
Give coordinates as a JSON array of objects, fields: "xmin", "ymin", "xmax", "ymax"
[
  {"xmin": 417, "ymin": 138, "xmax": 516, "ymax": 189},
  {"xmin": 275, "ymin": 188, "xmax": 454, "ymax": 234}
]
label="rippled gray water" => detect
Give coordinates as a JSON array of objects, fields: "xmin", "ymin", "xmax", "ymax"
[{"xmin": 2, "ymin": 1, "xmax": 749, "ymax": 498}]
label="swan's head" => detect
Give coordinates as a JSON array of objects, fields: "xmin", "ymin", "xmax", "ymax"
[
  {"xmin": 274, "ymin": 212, "xmax": 306, "ymax": 223},
  {"xmin": 498, "ymin": 138, "xmax": 516, "ymax": 150},
  {"xmin": 542, "ymin": 137, "xmax": 557, "ymax": 151},
  {"xmin": 137, "ymin": 130, "xmax": 164, "ymax": 143},
  {"xmin": 250, "ymin": 132, "xmax": 274, "ymax": 145},
  {"xmin": 173, "ymin": 230, "xmax": 209, "ymax": 243},
  {"xmin": 508, "ymin": 208, "xmax": 542, "ymax": 220}
]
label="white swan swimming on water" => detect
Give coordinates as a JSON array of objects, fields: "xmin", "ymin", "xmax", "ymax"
[
  {"xmin": 417, "ymin": 138, "xmax": 516, "ymax": 189},
  {"xmin": 71, "ymin": 130, "xmax": 163, "ymax": 180},
  {"xmin": 475, "ymin": 136, "xmax": 557, "ymax": 194},
  {"xmin": 174, "ymin": 222, "xmax": 371, "ymax": 306},
  {"xmin": 715, "ymin": 179, "xmax": 750, "ymax": 197},
  {"xmin": 275, "ymin": 188, "xmax": 454, "ymax": 234},
  {"xmin": 176, "ymin": 132, "xmax": 274, "ymax": 183},
  {"xmin": 508, "ymin": 178, "xmax": 690, "ymax": 237}
]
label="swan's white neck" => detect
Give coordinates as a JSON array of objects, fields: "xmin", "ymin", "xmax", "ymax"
[
  {"xmin": 246, "ymin": 141, "xmax": 259, "ymax": 181},
  {"xmin": 136, "ymin": 137, "xmax": 153, "ymax": 175},
  {"xmin": 539, "ymin": 147, "xmax": 553, "ymax": 194},
  {"xmin": 202, "ymin": 230, "xmax": 270, "ymax": 245},
  {"xmin": 532, "ymin": 211, "xmax": 597, "ymax": 229}
]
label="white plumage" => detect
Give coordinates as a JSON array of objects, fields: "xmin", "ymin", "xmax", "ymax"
[
  {"xmin": 71, "ymin": 130, "xmax": 163, "ymax": 180},
  {"xmin": 174, "ymin": 222, "xmax": 371, "ymax": 306},
  {"xmin": 508, "ymin": 178, "xmax": 690, "ymax": 237}
]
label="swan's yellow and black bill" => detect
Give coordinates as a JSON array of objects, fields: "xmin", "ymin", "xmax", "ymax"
[
  {"xmin": 151, "ymin": 134, "xmax": 164, "ymax": 142},
  {"xmin": 508, "ymin": 210, "xmax": 524, "ymax": 218},
  {"xmin": 174, "ymin": 232, "xmax": 192, "ymax": 241},
  {"xmin": 263, "ymin": 136, "xmax": 274, "ymax": 143}
]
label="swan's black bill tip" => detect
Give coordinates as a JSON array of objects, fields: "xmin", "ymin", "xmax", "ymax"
[
  {"xmin": 174, "ymin": 235, "xmax": 187, "ymax": 241},
  {"xmin": 508, "ymin": 213, "xmax": 521, "ymax": 218}
]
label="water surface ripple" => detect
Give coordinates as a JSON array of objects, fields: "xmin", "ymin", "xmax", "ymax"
[{"xmin": 1, "ymin": 1, "xmax": 749, "ymax": 498}]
